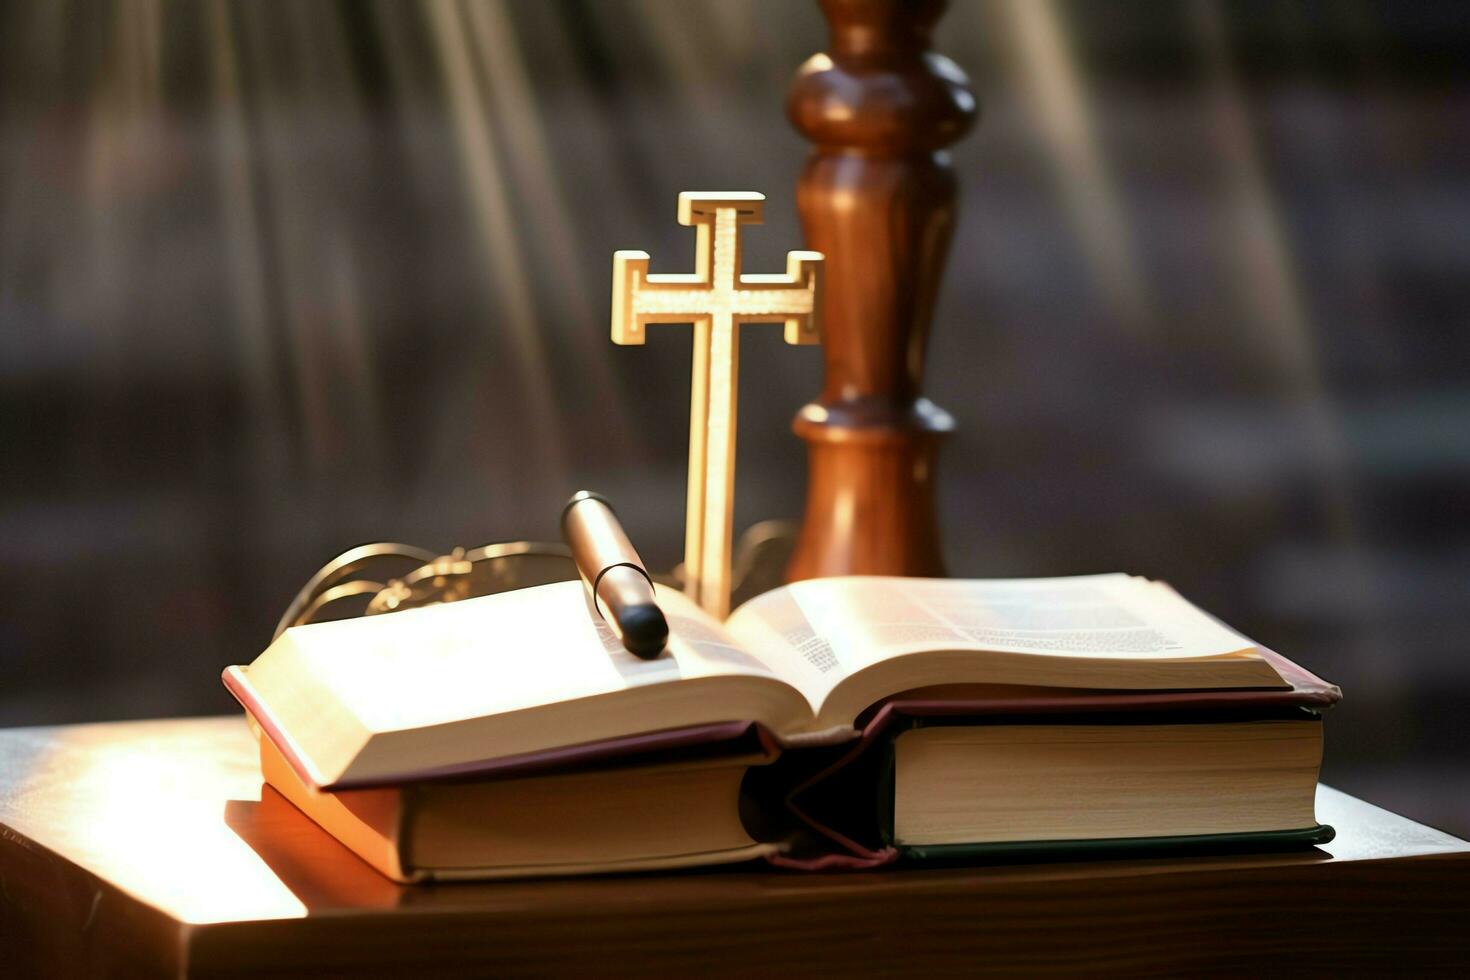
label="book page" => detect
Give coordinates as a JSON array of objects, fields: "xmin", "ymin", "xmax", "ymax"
[
  {"xmin": 300, "ymin": 580, "xmax": 798, "ymax": 734},
  {"xmin": 725, "ymin": 574, "xmax": 1257, "ymax": 710},
  {"xmin": 722, "ymin": 584, "xmax": 853, "ymax": 711}
]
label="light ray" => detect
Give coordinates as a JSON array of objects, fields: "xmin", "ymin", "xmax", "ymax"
[
  {"xmin": 423, "ymin": 0, "xmax": 568, "ymax": 485},
  {"xmin": 205, "ymin": 0, "xmax": 290, "ymax": 489},
  {"xmin": 1188, "ymin": 0, "xmax": 1385, "ymax": 670},
  {"xmin": 459, "ymin": 0, "xmax": 634, "ymax": 457},
  {"xmin": 1001, "ymin": 0, "xmax": 1154, "ymax": 333}
]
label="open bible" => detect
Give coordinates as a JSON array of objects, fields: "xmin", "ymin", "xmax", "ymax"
[{"xmin": 224, "ymin": 574, "xmax": 1338, "ymax": 880}]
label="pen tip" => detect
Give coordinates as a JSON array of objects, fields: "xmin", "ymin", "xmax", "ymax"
[{"xmin": 620, "ymin": 603, "xmax": 670, "ymax": 659}]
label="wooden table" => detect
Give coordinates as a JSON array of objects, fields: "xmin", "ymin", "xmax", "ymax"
[{"xmin": 0, "ymin": 717, "xmax": 1465, "ymax": 977}]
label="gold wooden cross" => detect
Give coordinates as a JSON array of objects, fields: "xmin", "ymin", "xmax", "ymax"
[{"xmin": 612, "ymin": 192, "xmax": 823, "ymax": 619}]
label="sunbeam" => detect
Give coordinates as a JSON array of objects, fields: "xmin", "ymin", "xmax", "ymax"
[
  {"xmin": 1001, "ymin": 0, "xmax": 1154, "ymax": 333},
  {"xmin": 1189, "ymin": 0, "xmax": 1388, "ymax": 679}
]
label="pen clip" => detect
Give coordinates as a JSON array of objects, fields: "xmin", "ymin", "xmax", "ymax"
[{"xmin": 588, "ymin": 561, "xmax": 657, "ymax": 624}]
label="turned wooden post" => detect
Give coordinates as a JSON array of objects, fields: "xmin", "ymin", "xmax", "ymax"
[{"xmin": 785, "ymin": 0, "xmax": 977, "ymax": 581}]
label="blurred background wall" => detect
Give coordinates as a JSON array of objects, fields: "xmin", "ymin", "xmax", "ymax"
[{"xmin": 1, "ymin": 0, "xmax": 1466, "ymax": 833}]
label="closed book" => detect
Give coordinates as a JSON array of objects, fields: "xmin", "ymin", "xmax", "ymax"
[
  {"xmin": 781, "ymin": 650, "xmax": 1340, "ymax": 866},
  {"xmin": 881, "ymin": 711, "xmax": 1334, "ymax": 861},
  {"xmin": 253, "ymin": 714, "xmax": 779, "ymax": 881}
]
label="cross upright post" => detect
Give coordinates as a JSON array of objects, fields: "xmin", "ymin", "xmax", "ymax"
[{"xmin": 612, "ymin": 192, "xmax": 823, "ymax": 619}]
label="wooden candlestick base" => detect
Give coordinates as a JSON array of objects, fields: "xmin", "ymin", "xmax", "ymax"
[
  {"xmin": 790, "ymin": 398, "xmax": 952, "ymax": 578},
  {"xmin": 785, "ymin": 0, "xmax": 977, "ymax": 581}
]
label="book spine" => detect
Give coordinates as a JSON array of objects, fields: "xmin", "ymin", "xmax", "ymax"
[{"xmin": 876, "ymin": 717, "xmax": 914, "ymax": 848}]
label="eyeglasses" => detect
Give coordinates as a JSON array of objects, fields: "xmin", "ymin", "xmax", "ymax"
[
  {"xmin": 273, "ymin": 518, "xmax": 796, "ymax": 640},
  {"xmin": 273, "ymin": 541, "xmax": 580, "ymax": 640}
]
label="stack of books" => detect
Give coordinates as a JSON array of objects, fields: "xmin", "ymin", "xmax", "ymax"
[{"xmin": 224, "ymin": 573, "xmax": 1339, "ymax": 881}]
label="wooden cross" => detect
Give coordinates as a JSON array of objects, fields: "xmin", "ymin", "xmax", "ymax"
[{"xmin": 612, "ymin": 192, "xmax": 823, "ymax": 619}]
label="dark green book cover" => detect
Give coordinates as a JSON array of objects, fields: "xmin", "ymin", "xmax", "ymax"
[{"xmin": 896, "ymin": 826, "xmax": 1335, "ymax": 864}]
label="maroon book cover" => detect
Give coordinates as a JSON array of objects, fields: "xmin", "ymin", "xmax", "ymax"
[{"xmin": 772, "ymin": 649, "xmax": 1341, "ymax": 869}]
